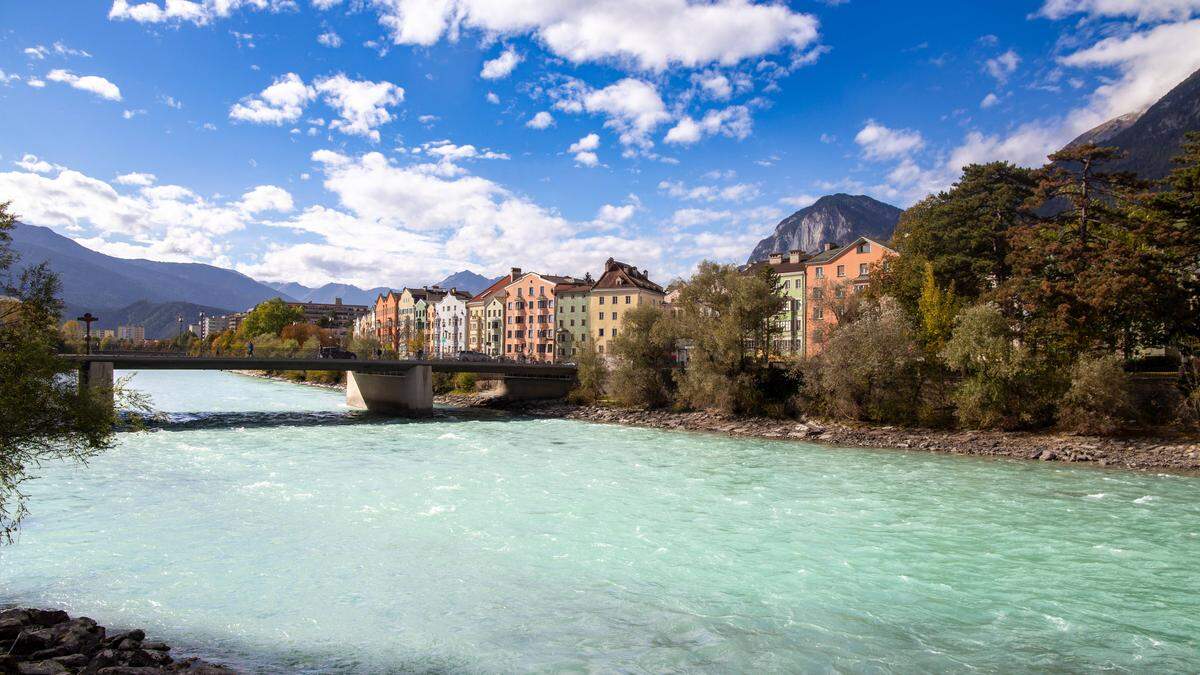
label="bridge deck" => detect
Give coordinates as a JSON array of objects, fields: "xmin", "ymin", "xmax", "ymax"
[{"xmin": 62, "ymin": 354, "xmax": 577, "ymax": 377}]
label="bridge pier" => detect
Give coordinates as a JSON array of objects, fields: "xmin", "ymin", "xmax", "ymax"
[
  {"xmin": 496, "ymin": 375, "xmax": 575, "ymax": 401},
  {"xmin": 78, "ymin": 360, "xmax": 114, "ymax": 407},
  {"xmin": 346, "ymin": 367, "xmax": 433, "ymax": 415}
]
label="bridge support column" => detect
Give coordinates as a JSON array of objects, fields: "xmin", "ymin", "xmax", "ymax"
[
  {"xmin": 346, "ymin": 366, "xmax": 432, "ymax": 415},
  {"xmin": 497, "ymin": 375, "xmax": 575, "ymax": 401},
  {"xmin": 78, "ymin": 361, "xmax": 115, "ymax": 408}
]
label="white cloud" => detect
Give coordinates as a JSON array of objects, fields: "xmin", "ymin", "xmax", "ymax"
[
  {"xmin": 418, "ymin": 114, "xmax": 438, "ymax": 125},
  {"xmin": 671, "ymin": 207, "xmax": 732, "ymax": 227},
  {"xmin": 14, "ymin": 154, "xmax": 62, "ymax": 174},
  {"xmin": 780, "ymin": 194, "xmax": 818, "ymax": 208},
  {"xmin": 480, "ymin": 47, "xmax": 521, "ymax": 79},
  {"xmin": 984, "ymin": 49, "xmax": 1020, "ymax": 82},
  {"xmin": 664, "ymin": 105, "xmax": 752, "ymax": 145},
  {"xmin": 108, "ymin": 0, "xmax": 294, "ymax": 25},
  {"xmin": 363, "ymin": 0, "xmax": 820, "ymax": 72},
  {"xmin": 115, "ymin": 171, "xmax": 157, "ymax": 186},
  {"xmin": 658, "ymin": 179, "xmax": 759, "ymax": 202},
  {"xmin": 526, "ymin": 111, "xmax": 555, "ymax": 129},
  {"xmin": 980, "ymin": 92, "xmax": 1000, "ymax": 109},
  {"xmin": 555, "ymin": 78, "xmax": 670, "ymax": 150},
  {"xmin": 229, "ymin": 72, "xmax": 314, "ymax": 124},
  {"xmin": 159, "ymin": 94, "xmax": 183, "ymax": 109},
  {"xmin": 239, "ymin": 185, "xmax": 295, "ymax": 213},
  {"xmin": 0, "ymin": 70, "xmax": 21, "ymax": 85},
  {"xmin": 1038, "ymin": 0, "xmax": 1200, "ymax": 21},
  {"xmin": 317, "ymin": 30, "xmax": 343, "ymax": 47},
  {"xmin": 24, "ymin": 46, "xmax": 48, "ymax": 60},
  {"xmin": 693, "ymin": 71, "xmax": 732, "ymax": 99},
  {"xmin": 45, "ymin": 69, "xmax": 122, "ymax": 101},
  {"xmin": 26, "ymin": 78, "xmax": 46, "ymax": 88},
  {"xmin": 854, "ymin": 120, "xmax": 924, "ymax": 160},
  {"xmin": 486, "ymin": 91, "xmax": 500, "ymax": 104},
  {"xmin": 568, "ymin": 133, "xmax": 601, "ymax": 166},
  {"xmin": 229, "ymin": 72, "xmax": 404, "ymax": 141},
  {"xmin": 123, "ymin": 108, "xmax": 147, "ymax": 119},
  {"xmin": 593, "ymin": 202, "xmax": 637, "ymax": 229},
  {"xmin": 314, "ymin": 74, "xmax": 405, "ymax": 141}
]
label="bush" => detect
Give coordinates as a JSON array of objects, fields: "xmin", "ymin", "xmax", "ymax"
[
  {"xmin": 799, "ymin": 297, "xmax": 923, "ymax": 423},
  {"xmin": 451, "ymin": 372, "xmax": 477, "ymax": 393},
  {"xmin": 1176, "ymin": 359, "xmax": 1200, "ymax": 429},
  {"xmin": 1056, "ymin": 354, "xmax": 1133, "ymax": 435},
  {"xmin": 568, "ymin": 341, "xmax": 607, "ymax": 405},
  {"xmin": 609, "ymin": 304, "xmax": 676, "ymax": 408},
  {"xmin": 942, "ymin": 303, "xmax": 1062, "ymax": 430},
  {"xmin": 432, "ymin": 371, "xmax": 454, "ymax": 395}
]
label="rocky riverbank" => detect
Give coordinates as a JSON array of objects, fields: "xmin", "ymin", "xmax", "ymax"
[
  {"xmin": 0, "ymin": 608, "xmax": 233, "ymax": 674},
  {"xmin": 485, "ymin": 400, "xmax": 1200, "ymax": 472}
]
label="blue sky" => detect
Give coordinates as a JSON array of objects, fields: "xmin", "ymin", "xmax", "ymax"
[{"xmin": 2, "ymin": 0, "xmax": 1199, "ymax": 288}]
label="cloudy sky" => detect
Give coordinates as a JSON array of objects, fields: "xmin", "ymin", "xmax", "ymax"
[{"xmin": 1, "ymin": 0, "xmax": 1199, "ymax": 288}]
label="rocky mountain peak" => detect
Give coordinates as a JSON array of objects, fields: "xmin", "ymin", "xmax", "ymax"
[{"xmin": 746, "ymin": 193, "xmax": 901, "ymax": 263}]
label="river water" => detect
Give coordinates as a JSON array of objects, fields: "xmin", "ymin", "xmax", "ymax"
[{"xmin": 2, "ymin": 371, "xmax": 1198, "ymax": 672}]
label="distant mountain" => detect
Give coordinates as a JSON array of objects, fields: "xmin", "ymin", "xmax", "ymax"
[
  {"xmin": 747, "ymin": 194, "xmax": 902, "ymax": 263},
  {"xmin": 433, "ymin": 270, "xmax": 498, "ymax": 296},
  {"xmin": 1065, "ymin": 66, "xmax": 1200, "ymax": 181},
  {"xmin": 96, "ymin": 300, "xmax": 234, "ymax": 339},
  {"xmin": 9, "ymin": 223, "xmax": 291, "ymax": 316},
  {"xmin": 265, "ymin": 281, "xmax": 390, "ymax": 306}
]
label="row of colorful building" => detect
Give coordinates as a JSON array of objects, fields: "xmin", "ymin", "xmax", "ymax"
[{"xmin": 354, "ymin": 236, "xmax": 896, "ymax": 363}]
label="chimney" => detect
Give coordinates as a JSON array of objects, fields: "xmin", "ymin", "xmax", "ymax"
[
  {"xmin": 510, "ymin": 267, "xmax": 522, "ymax": 280},
  {"xmin": 788, "ymin": 250, "xmax": 803, "ymax": 264},
  {"xmin": 768, "ymin": 252, "xmax": 784, "ymax": 265},
  {"xmin": 823, "ymin": 242, "xmax": 838, "ymax": 252}
]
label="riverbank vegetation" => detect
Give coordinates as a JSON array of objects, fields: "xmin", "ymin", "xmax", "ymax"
[
  {"xmin": 589, "ymin": 139, "xmax": 1200, "ymax": 437},
  {"xmin": 0, "ymin": 203, "xmax": 128, "ymax": 541}
]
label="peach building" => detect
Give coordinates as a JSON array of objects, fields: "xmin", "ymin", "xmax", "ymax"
[
  {"xmin": 804, "ymin": 236, "xmax": 896, "ymax": 356},
  {"xmin": 502, "ymin": 269, "xmax": 585, "ymax": 362}
]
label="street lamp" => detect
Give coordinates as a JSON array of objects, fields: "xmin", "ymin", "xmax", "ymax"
[{"xmin": 76, "ymin": 312, "xmax": 98, "ymax": 355}]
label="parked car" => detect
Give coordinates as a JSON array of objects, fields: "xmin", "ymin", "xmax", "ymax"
[
  {"xmin": 318, "ymin": 347, "xmax": 357, "ymax": 359},
  {"xmin": 457, "ymin": 350, "xmax": 491, "ymax": 362}
]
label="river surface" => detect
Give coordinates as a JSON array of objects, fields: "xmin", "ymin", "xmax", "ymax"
[{"xmin": 2, "ymin": 371, "xmax": 1199, "ymax": 672}]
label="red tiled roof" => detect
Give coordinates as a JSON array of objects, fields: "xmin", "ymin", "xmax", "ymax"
[{"xmin": 592, "ymin": 258, "xmax": 664, "ymax": 293}]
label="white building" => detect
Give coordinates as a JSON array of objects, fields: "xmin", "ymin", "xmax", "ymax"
[
  {"xmin": 353, "ymin": 311, "xmax": 377, "ymax": 340},
  {"xmin": 200, "ymin": 312, "xmax": 245, "ymax": 339},
  {"xmin": 116, "ymin": 325, "xmax": 145, "ymax": 342},
  {"xmin": 434, "ymin": 290, "xmax": 471, "ymax": 357}
]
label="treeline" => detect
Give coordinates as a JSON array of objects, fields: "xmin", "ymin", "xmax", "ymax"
[{"xmin": 582, "ymin": 137, "xmax": 1200, "ymax": 435}]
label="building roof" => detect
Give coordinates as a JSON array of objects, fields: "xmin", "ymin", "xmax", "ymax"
[
  {"xmin": 743, "ymin": 256, "xmax": 809, "ymax": 275},
  {"xmin": 592, "ymin": 258, "xmax": 664, "ymax": 294},
  {"xmin": 554, "ymin": 280, "xmax": 594, "ymax": 294},
  {"xmin": 468, "ymin": 273, "xmax": 516, "ymax": 304},
  {"xmin": 805, "ymin": 236, "xmax": 897, "ymax": 265}
]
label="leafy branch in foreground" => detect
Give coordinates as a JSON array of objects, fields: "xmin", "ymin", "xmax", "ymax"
[{"xmin": 0, "ymin": 201, "xmax": 149, "ymax": 542}]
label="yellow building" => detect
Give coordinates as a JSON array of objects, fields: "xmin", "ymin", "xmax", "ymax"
[{"xmin": 588, "ymin": 258, "xmax": 665, "ymax": 355}]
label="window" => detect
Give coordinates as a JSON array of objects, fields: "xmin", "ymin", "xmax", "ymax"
[
  {"xmin": 625, "ymin": 295, "xmax": 631, "ymax": 304},
  {"xmin": 857, "ymin": 242, "xmax": 871, "ymax": 254},
  {"xmin": 598, "ymin": 296, "xmax": 605, "ymax": 305},
  {"xmin": 598, "ymin": 344, "xmax": 604, "ymax": 354},
  {"xmin": 599, "ymin": 312, "xmax": 605, "ymax": 320},
  {"xmin": 782, "ymin": 280, "xmax": 790, "ymax": 289},
  {"xmin": 813, "ymin": 307, "xmax": 824, "ymax": 319},
  {"xmin": 612, "ymin": 311, "xmax": 618, "ymax": 320},
  {"xmin": 812, "ymin": 288, "xmax": 823, "ymax": 300},
  {"xmin": 835, "ymin": 288, "xmax": 844, "ymax": 299},
  {"xmin": 815, "ymin": 267, "xmax": 824, "ymax": 278},
  {"xmin": 859, "ymin": 263, "xmax": 869, "ymax": 276},
  {"xmin": 612, "ymin": 329, "xmax": 618, "ymax": 337},
  {"xmin": 598, "ymin": 328, "xmax": 605, "ymax": 336},
  {"xmin": 836, "ymin": 265, "xmax": 845, "ymax": 277}
]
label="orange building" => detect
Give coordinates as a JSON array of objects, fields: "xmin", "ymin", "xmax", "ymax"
[
  {"xmin": 502, "ymin": 270, "xmax": 583, "ymax": 362},
  {"xmin": 804, "ymin": 236, "xmax": 896, "ymax": 355},
  {"xmin": 374, "ymin": 290, "xmax": 401, "ymax": 352}
]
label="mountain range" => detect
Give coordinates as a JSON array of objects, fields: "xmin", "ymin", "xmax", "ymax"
[
  {"xmin": 265, "ymin": 270, "xmax": 497, "ymax": 306},
  {"xmin": 1066, "ymin": 66, "xmax": 1200, "ymax": 181},
  {"xmin": 747, "ymin": 194, "xmax": 903, "ymax": 263}
]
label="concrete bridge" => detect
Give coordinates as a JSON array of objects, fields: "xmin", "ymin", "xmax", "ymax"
[{"xmin": 64, "ymin": 354, "xmax": 577, "ymax": 415}]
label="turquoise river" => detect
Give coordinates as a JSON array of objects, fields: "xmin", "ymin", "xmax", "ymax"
[{"xmin": 2, "ymin": 371, "xmax": 1199, "ymax": 672}]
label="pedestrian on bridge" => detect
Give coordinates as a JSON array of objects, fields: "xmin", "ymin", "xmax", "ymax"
[{"xmin": 247, "ymin": 341, "xmax": 255, "ymax": 357}]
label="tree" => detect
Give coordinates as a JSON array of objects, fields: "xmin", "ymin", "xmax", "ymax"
[
  {"xmin": 916, "ymin": 261, "xmax": 960, "ymax": 355},
  {"xmin": 673, "ymin": 262, "xmax": 785, "ymax": 414},
  {"xmin": 569, "ymin": 340, "xmax": 608, "ymax": 405},
  {"xmin": 941, "ymin": 303, "xmax": 1062, "ymax": 430},
  {"xmin": 608, "ymin": 303, "xmax": 676, "ymax": 408},
  {"xmin": 1003, "ymin": 144, "xmax": 1152, "ymax": 356},
  {"xmin": 878, "ymin": 162, "xmax": 1036, "ymax": 311},
  {"xmin": 0, "ymin": 202, "xmax": 123, "ymax": 541},
  {"xmin": 800, "ymin": 297, "xmax": 923, "ymax": 423},
  {"xmin": 239, "ymin": 298, "xmax": 303, "ymax": 338}
]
